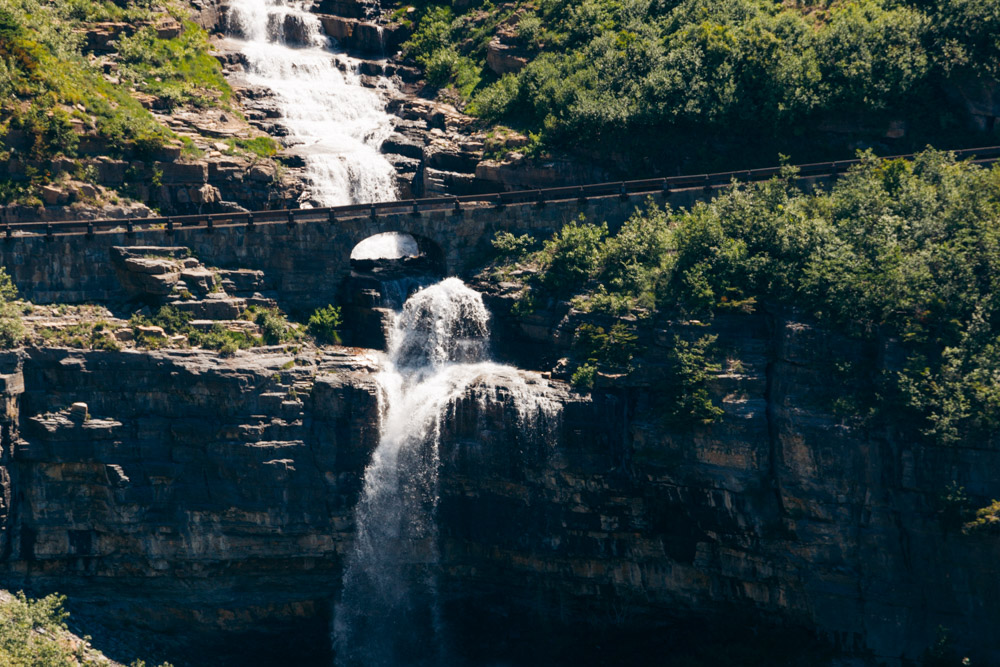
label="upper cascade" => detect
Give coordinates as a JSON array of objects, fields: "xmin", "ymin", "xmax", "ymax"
[{"xmin": 225, "ymin": 0, "xmax": 398, "ymax": 206}]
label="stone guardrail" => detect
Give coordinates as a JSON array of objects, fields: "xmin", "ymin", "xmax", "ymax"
[{"xmin": 11, "ymin": 145, "xmax": 1000, "ymax": 239}]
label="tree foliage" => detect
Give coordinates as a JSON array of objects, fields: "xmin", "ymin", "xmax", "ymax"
[
  {"xmin": 493, "ymin": 150, "xmax": 1000, "ymax": 444},
  {"xmin": 405, "ymin": 0, "xmax": 1000, "ymax": 165}
]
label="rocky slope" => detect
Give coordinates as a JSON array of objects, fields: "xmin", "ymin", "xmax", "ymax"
[{"xmin": 0, "ymin": 0, "xmax": 305, "ymax": 224}]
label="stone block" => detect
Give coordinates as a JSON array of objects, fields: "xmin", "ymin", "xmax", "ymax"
[
  {"xmin": 69, "ymin": 402, "xmax": 89, "ymax": 422},
  {"xmin": 136, "ymin": 325, "xmax": 167, "ymax": 339},
  {"xmin": 40, "ymin": 185, "xmax": 66, "ymax": 206},
  {"xmin": 174, "ymin": 297, "xmax": 244, "ymax": 320},
  {"xmin": 96, "ymin": 160, "xmax": 128, "ymax": 184},
  {"xmin": 155, "ymin": 161, "xmax": 208, "ymax": 185},
  {"xmin": 124, "ymin": 257, "xmax": 180, "ymax": 275},
  {"xmin": 138, "ymin": 272, "xmax": 181, "ymax": 296},
  {"xmin": 181, "ymin": 267, "xmax": 216, "ymax": 294}
]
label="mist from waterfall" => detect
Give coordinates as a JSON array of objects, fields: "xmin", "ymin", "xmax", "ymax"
[
  {"xmin": 225, "ymin": 0, "xmax": 398, "ymax": 206},
  {"xmin": 333, "ymin": 278, "xmax": 560, "ymax": 666}
]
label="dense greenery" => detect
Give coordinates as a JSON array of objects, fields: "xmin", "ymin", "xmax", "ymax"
[
  {"xmin": 0, "ymin": 591, "xmax": 90, "ymax": 666},
  {"xmin": 0, "ymin": 268, "xmax": 24, "ymax": 349},
  {"xmin": 493, "ymin": 149, "xmax": 1000, "ymax": 443},
  {"xmin": 116, "ymin": 19, "xmax": 232, "ymax": 111},
  {"xmin": 402, "ymin": 0, "xmax": 1000, "ymax": 167},
  {"xmin": 307, "ymin": 305, "xmax": 343, "ymax": 345},
  {"xmin": 0, "ymin": 0, "xmax": 175, "ymax": 162},
  {"xmin": 130, "ymin": 304, "xmax": 314, "ymax": 353},
  {"xmin": 0, "ymin": 0, "xmax": 236, "ymax": 205},
  {"xmin": 0, "ymin": 590, "xmax": 170, "ymax": 666}
]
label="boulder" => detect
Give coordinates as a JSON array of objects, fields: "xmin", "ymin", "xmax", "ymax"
[
  {"xmin": 486, "ymin": 36, "xmax": 529, "ymax": 75},
  {"xmin": 191, "ymin": 184, "xmax": 221, "ymax": 204},
  {"xmin": 381, "ymin": 133, "xmax": 425, "ymax": 160},
  {"xmin": 124, "ymin": 257, "xmax": 180, "ymax": 275},
  {"xmin": 40, "ymin": 186, "xmax": 66, "ymax": 206},
  {"xmin": 136, "ymin": 325, "xmax": 167, "ymax": 339},
  {"xmin": 69, "ymin": 402, "xmax": 89, "ymax": 422},
  {"xmin": 180, "ymin": 267, "xmax": 216, "ymax": 294}
]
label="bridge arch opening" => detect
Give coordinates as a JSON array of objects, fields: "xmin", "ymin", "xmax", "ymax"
[
  {"xmin": 349, "ymin": 232, "xmax": 444, "ymax": 276},
  {"xmin": 342, "ymin": 232, "xmax": 446, "ymax": 348}
]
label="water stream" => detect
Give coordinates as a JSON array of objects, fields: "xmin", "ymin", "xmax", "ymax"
[
  {"xmin": 224, "ymin": 0, "xmax": 398, "ymax": 205},
  {"xmin": 333, "ymin": 278, "xmax": 560, "ymax": 666}
]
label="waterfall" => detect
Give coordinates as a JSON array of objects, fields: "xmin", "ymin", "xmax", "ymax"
[
  {"xmin": 334, "ymin": 278, "xmax": 560, "ymax": 666},
  {"xmin": 225, "ymin": 0, "xmax": 398, "ymax": 205}
]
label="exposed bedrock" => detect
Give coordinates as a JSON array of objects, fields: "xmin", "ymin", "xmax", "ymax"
[{"xmin": 0, "ymin": 305, "xmax": 997, "ymax": 664}]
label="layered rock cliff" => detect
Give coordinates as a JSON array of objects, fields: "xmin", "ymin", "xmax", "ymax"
[{"xmin": 0, "ymin": 300, "xmax": 996, "ymax": 665}]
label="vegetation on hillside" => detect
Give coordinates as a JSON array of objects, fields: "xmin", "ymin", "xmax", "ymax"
[
  {"xmin": 129, "ymin": 304, "xmax": 309, "ymax": 355},
  {"xmin": 489, "ymin": 149, "xmax": 1000, "ymax": 443},
  {"xmin": 0, "ymin": 0, "xmax": 233, "ymax": 205},
  {"xmin": 400, "ymin": 0, "xmax": 1000, "ymax": 169},
  {"xmin": 0, "ymin": 589, "xmax": 172, "ymax": 666},
  {"xmin": 0, "ymin": 267, "xmax": 25, "ymax": 349}
]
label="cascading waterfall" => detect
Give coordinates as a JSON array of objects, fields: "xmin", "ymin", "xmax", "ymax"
[
  {"xmin": 334, "ymin": 278, "xmax": 560, "ymax": 666},
  {"xmin": 225, "ymin": 0, "xmax": 398, "ymax": 205}
]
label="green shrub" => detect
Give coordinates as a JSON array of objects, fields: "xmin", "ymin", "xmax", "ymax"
[
  {"xmin": 963, "ymin": 499, "xmax": 1000, "ymax": 535},
  {"xmin": 404, "ymin": 0, "xmax": 997, "ymax": 168},
  {"xmin": 0, "ymin": 590, "xmax": 170, "ymax": 666},
  {"xmin": 491, "ymin": 231, "xmax": 534, "ymax": 259},
  {"xmin": 658, "ymin": 334, "xmax": 724, "ymax": 426},
  {"xmin": 218, "ymin": 339, "xmax": 239, "ymax": 357},
  {"xmin": 187, "ymin": 323, "xmax": 257, "ymax": 353},
  {"xmin": 131, "ymin": 305, "xmax": 192, "ymax": 335},
  {"xmin": 570, "ymin": 362, "xmax": 596, "ymax": 390},
  {"xmin": 307, "ymin": 305, "xmax": 342, "ymax": 345},
  {"xmin": 539, "ymin": 217, "xmax": 607, "ymax": 293},
  {"xmin": 573, "ymin": 322, "xmax": 638, "ymax": 371},
  {"xmin": 0, "ymin": 305, "xmax": 25, "ymax": 349},
  {"xmin": 571, "ymin": 285, "xmax": 634, "ymax": 317},
  {"xmin": 0, "ymin": 268, "xmax": 23, "ymax": 349},
  {"xmin": 245, "ymin": 306, "xmax": 299, "ymax": 345}
]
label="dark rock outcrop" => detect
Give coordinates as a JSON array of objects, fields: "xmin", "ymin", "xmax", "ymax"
[{"xmin": 0, "ymin": 300, "xmax": 998, "ymax": 665}]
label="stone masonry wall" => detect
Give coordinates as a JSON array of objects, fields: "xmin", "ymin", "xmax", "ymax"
[{"xmin": 0, "ymin": 189, "xmax": 720, "ymax": 312}]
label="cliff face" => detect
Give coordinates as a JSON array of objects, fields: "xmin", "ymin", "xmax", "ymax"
[
  {"xmin": 0, "ymin": 310, "xmax": 997, "ymax": 665},
  {"xmin": 0, "ymin": 347, "xmax": 383, "ymax": 664}
]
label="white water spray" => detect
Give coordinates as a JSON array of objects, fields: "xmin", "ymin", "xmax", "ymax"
[
  {"xmin": 225, "ymin": 0, "xmax": 398, "ymax": 205},
  {"xmin": 334, "ymin": 278, "xmax": 560, "ymax": 666}
]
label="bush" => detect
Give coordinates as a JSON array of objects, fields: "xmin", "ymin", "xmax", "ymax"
[
  {"xmin": 570, "ymin": 362, "xmax": 596, "ymax": 390},
  {"xmin": 131, "ymin": 305, "xmax": 191, "ymax": 335},
  {"xmin": 0, "ymin": 591, "xmax": 89, "ymax": 666},
  {"xmin": 963, "ymin": 499, "xmax": 1000, "ymax": 535},
  {"xmin": 188, "ymin": 323, "xmax": 256, "ymax": 353},
  {"xmin": 658, "ymin": 334, "xmax": 724, "ymax": 426},
  {"xmin": 404, "ymin": 0, "xmax": 994, "ymax": 168},
  {"xmin": 307, "ymin": 305, "xmax": 342, "ymax": 345},
  {"xmin": 0, "ymin": 306, "xmax": 25, "ymax": 349},
  {"xmin": 573, "ymin": 322, "xmax": 638, "ymax": 371},
  {"xmin": 0, "ymin": 268, "xmax": 23, "ymax": 349},
  {"xmin": 539, "ymin": 217, "xmax": 607, "ymax": 293},
  {"xmin": 0, "ymin": 590, "xmax": 171, "ymax": 666},
  {"xmin": 246, "ymin": 306, "xmax": 298, "ymax": 345},
  {"xmin": 491, "ymin": 231, "xmax": 534, "ymax": 259}
]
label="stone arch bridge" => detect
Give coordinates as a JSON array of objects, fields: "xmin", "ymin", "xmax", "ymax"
[{"xmin": 2, "ymin": 146, "xmax": 997, "ymax": 311}]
